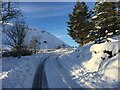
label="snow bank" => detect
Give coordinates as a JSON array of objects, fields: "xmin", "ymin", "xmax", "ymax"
[
  {"xmin": 1, "ymin": 53, "xmax": 50, "ymax": 88},
  {"xmin": 59, "ymin": 38, "xmax": 119, "ymax": 88},
  {"xmin": 84, "ymin": 40, "xmax": 119, "ymax": 71},
  {"xmin": 75, "ymin": 40, "xmax": 119, "ymax": 88},
  {"xmin": 83, "ymin": 40, "xmax": 119, "ymax": 82}
]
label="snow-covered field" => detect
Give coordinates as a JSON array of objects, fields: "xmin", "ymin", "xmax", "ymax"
[{"xmin": 1, "ymin": 36, "xmax": 119, "ymax": 88}]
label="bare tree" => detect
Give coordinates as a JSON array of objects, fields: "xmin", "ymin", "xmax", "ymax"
[
  {"xmin": 29, "ymin": 36, "xmax": 41, "ymax": 53},
  {"xmin": 3, "ymin": 19, "xmax": 28, "ymax": 51},
  {"xmin": 1, "ymin": 1, "xmax": 21, "ymax": 23}
]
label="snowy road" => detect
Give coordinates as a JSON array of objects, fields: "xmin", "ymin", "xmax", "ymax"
[
  {"xmin": 32, "ymin": 56, "xmax": 51, "ymax": 89},
  {"xmin": 32, "ymin": 48, "xmax": 83, "ymax": 89}
]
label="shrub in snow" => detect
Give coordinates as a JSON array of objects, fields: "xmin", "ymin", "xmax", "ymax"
[
  {"xmin": 2, "ymin": 49, "xmax": 32, "ymax": 57},
  {"xmin": 57, "ymin": 46, "xmax": 61, "ymax": 49}
]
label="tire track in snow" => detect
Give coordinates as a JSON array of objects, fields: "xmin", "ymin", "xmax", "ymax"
[{"xmin": 32, "ymin": 56, "xmax": 51, "ymax": 89}]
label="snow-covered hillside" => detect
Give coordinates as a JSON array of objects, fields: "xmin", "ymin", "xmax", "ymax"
[
  {"xmin": 2, "ymin": 28, "xmax": 70, "ymax": 50},
  {"xmin": 25, "ymin": 29, "xmax": 70, "ymax": 49}
]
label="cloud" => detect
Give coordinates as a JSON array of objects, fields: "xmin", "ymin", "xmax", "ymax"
[
  {"xmin": 20, "ymin": 3, "xmax": 73, "ymax": 18},
  {"xmin": 20, "ymin": 4, "xmax": 72, "ymax": 13},
  {"xmin": 31, "ymin": 12, "xmax": 66, "ymax": 18}
]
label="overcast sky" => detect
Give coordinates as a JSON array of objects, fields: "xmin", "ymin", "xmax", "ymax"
[{"xmin": 20, "ymin": 2, "xmax": 94, "ymax": 46}]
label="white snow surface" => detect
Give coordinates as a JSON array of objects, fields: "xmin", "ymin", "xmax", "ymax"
[
  {"xmin": 92, "ymin": 15, "xmax": 97, "ymax": 19},
  {"xmin": 1, "ymin": 53, "xmax": 51, "ymax": 88},
  {"xmin": 58, "ymin": 37, "xmax": 119, "ymax": 88},
  {"xmin": 1, "ymin": 36, "xmax": 119, "ymax": 88},
  {"xmin": 45, "ymin": 36, "xmax": 119, "ymax": 88}
]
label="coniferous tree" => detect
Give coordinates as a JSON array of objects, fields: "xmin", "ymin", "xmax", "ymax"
[
  {"xmin": 114, "ymin": 1, "xmax": 120, "ymax": 35},
  {"xmin": 67, "ymin": 1, "xmax": 90, "ymax": 46},
  {"xmin": 92, "ymin": 1, "xmax": 120, "ymax": 42}
]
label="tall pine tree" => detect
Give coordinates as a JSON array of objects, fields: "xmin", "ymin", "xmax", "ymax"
[
  {"xmin": 92, "ymin": 1, "xmax": 120, "ymax": 42},
  {"xmin": 114, "ymin": 1, "xmax": 120, "ymax": 35},
  {"xmin": 67, "ymin": 1, "xmax": 90, "ymax": 46}
]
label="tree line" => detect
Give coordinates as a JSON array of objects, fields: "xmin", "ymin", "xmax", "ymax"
[{"xmin": 67, "ymin": 1, "xmax": 120, "ymax": 46}]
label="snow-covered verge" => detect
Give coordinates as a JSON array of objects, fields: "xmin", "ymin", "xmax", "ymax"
[
  {"xmin": 1, "ymin": 53, "xmax": 50, "ymax": 88},
  {"xmin": 58, "ymin": 37, "xmax": 120, "ymax": 88}
]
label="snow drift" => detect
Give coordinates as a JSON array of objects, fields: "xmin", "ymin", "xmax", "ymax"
[{"xmin": 58, "ymin": 37, "xmax": 119, "ymax": 88}]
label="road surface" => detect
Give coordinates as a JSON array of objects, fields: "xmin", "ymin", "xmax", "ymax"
[
  {"xmin": 32, "ymin": 52, "xmax": 82, "ymax": 89},
  {"xmin": 32, "ymin": 56, "xmax": 50, "ymax": 89}
]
